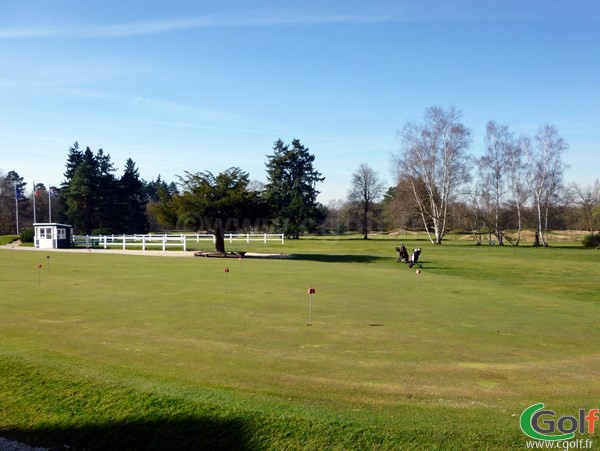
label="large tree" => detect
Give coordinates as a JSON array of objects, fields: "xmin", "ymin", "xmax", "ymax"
[
  {"xmin": 394, "ymin": 106, "xmax": 472, "ymax": 244},
  {"xmin": 476, "ymin": 121, "xmax": 514, "ymax": 245},
  {"xmin": 174, "ymin": 167, "xmax": 263, "ymax": 253},
  {"xmin": 348, "ymin": 163, "xmax": 385, "ymax": 239},
  {"xmin": 62, "ymin": 147, "xmax": 101, "ymax": 234},
  {"xmin": 505, "ymin": 135, "xmax": 529, "ymax": 245},
  {"xmin": 526, "ymin": 124, "xmax": 567, "ymax": 247},
  {"xmin": 567, "ymin": 179, "xmax": 599, "ymax": 234},
  {"xmin": 265, "ymin": 139, "xmax": 325, "ymax": 239},
  {"xmin": 117, "ymin": 159, "xmax": 148, "ymax": 234},
  {"xmin": 2, "ymin": 171, "xmax": 30, "ymax": 234},
  {"xmin": 61, "ymin": 144, "xmax": 149, "ymax": 234}
]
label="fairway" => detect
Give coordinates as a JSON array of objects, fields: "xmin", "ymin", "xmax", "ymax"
[{"xmin": 1, "ymin": 237, "xmax": 599, "ymax": 449}]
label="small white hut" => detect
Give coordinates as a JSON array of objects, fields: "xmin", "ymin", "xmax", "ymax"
[{"xmin": 33, "ymin": 223, "xmax": 73, "ymax": 249}]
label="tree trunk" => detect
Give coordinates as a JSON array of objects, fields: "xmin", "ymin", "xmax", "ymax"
[
  {"xmin": 214, "ymin": 232, "xmax": 225, "ymax": 253},
  {"xmin": 213, "ymin": 221, "xmax": 226, "ymax": 253},
  {"xmin": 515, "ymin": 199, "xmax": 522, "ymax": 246}
]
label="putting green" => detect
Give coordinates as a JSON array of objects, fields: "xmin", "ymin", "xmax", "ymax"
[{"xmin": 1, "ymin": 236, "xmax": 599, "ymax": 449}]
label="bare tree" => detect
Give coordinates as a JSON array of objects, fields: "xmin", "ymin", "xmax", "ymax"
[
  {"xmin": 567, "ymin": 179, "xmax": 600, "ymax": 233},
  {"xmin": 476, "ymin": 121, "xmax": 514, "ymax": 245},
  {"xmin": 348, "ymin": 163, "xmax": 385, "ymax": 239},
  {"xmin": 526, "ymin": 124, "xmax": 568, "ymax": 247},
  {"xmin": 505, "ymin": 135, "xmax": 529, "ymax": 245},
  {"xmin": 394, "ymin": 106, "xmax": 472, "ymax": 244}
]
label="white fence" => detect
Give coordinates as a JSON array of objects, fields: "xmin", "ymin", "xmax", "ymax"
[{"xmin": 73, "ymin": 233, "xmax": 284, "ymax": 251}]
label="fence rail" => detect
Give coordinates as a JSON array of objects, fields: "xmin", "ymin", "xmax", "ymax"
[{"xmin": 72, "ymin": 233, "xmax": 284, "ymax": 251}]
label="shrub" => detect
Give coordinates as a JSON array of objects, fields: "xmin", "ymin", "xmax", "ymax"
[
  {"xmin": 92, "ymin": 228, "xmax": 112, "ymax": 236},
  {"xmin": 20, "ymin": 228, "xmax": 34, "ymax": 243},
  {"xmin": 582, "ymin": 233, "xmax": 600, "ymax": 248}
]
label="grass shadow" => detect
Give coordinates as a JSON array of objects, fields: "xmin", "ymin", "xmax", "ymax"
[
  {"xmin": 293, "ymin": 253, "xmax": 388, "ymax": 263},
  {"xmin": 2, "ymin": 415, "xmax": 251, "ymax": 451}
]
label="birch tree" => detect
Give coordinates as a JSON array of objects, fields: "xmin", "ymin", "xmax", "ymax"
[
  {"xmin": 526, "ymin": 124, "xmax": 567, "ymax": 247},
  {"xmin": 476, "ymin": 121, "xmax": 513, "ymax": 245},
  {"xmin": 394, "ymin": 106, "xmax": 472, "ymax": 244},
  {"xmin": 505, "ymin": 135, "xmax": 529, "ymax": 245}
]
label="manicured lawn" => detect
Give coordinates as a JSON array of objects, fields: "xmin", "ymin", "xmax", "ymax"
[
  {"xmin": 0, "ymin": 235, "xmax": 19, "ymax": 246},
  {"xmin": 0, "ymin": 236, "xmax": 599, "ymax": 449}
]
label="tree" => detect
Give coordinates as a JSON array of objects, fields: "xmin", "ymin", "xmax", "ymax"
[
  {"xmin": 348, "ymin": 163, "xmax": 385, "ymax": 239},
  {"xmin": 32, "ymin": 182, "xmax": 49, "ymax": 223},
  {"xmin": 526, "ymin": 124, "xmax": 567, "ymax": 247},
  {"xmin": 0, "ymin": 171, "xmax": 30, "ymax": 234},
  {"xmin": 265, "ymin": 139, "xmax": 325, "ymax": 239},
  {"xmin": 567, "ymin": 179, "xmax": 600, "ymax": 233},
  {"xmin": 117, "ymin": 159, "xmax": 148, "ymax": 234},
  {"xmin": 0, "ymin": 170, "xmax": 15, "ymax": 234},
  {"xmin": 146, "ymin": 177, "xmax": 179, "ymax": 231},
  {"xmin": 476, "ymin": 121, "xmax": 514, "ymax": 245},
  {"xmin": 394, "ymin": 106, "xmax": 472, "ymax": 244},
  {"xmin": 175, "ymin": 167, "xmax": 261, "ymax": 253},
  {"xmin": 63, "ymin": 147, "xmax": 100, "ymax": 234},
  {"xmin": 505, "ymin": 135, "xmax": 529, "ymax": 245},
  {"xmin": 61, "ymin": 146, "xmax": 121, "ymax": 234}
]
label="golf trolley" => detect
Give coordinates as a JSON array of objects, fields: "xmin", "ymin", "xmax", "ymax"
[
  {"xmin": 396, "ymin": 246, "xmax": 422, "ymax": 268},
  {"xmin": 408, "ymin": 248, "xmax": 422, "ymax": 269},
  {"xmin": 395, "ymin": 244, "xmax": 409, "ymax": 263}
]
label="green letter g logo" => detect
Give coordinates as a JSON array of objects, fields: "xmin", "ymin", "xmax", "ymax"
[{"xmin": 520, "ymin": 403, "xmax": 576, "ymax": 441}]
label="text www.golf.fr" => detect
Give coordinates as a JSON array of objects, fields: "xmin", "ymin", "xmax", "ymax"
[{"xmin": 525, "ymin": 439, "xmax": 593, "ymax": 449}]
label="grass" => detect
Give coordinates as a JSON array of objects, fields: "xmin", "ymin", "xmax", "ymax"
[
  {"xmin": 0, "ymin": 234, "xmax": 599, "ymax": 449},
  {"xmin": 0, "ymin": 234, "xmax": 19, "ymax": 246}
]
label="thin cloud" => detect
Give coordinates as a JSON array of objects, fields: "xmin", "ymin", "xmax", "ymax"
[
  {"xmin": 0, "ymin": 13, "xmax": 396, "ymax": 39},
  {"xmin": 1, "ymin": 2, "xmax": 597, "ymax": 39}
]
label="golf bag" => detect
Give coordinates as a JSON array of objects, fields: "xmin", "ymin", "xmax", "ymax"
[
  {"xmin": 408, "ymin": 248, "xmax": 422, "ymax": 269},
  {"xmin": 395, "ymin": 244, "xmax": 409, "ymax": 263}
]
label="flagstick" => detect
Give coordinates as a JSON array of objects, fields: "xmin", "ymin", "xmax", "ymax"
[{"xmin": 307, "ymin": 287, "xmax": 316, "ymax": 326}]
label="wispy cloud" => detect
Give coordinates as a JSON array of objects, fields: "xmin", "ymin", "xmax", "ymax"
[
  {"xmin": 1, "ymin": 2, "xmax": 598, "ymax": 39},
  {"xmin": 0, "ymin": 12, "xmax": 395, "ymax": 39}
]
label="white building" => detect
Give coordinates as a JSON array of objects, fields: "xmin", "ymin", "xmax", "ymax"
[{"xmin": 33, "ymin": 223, "xmax": 73, "ymax": 249}]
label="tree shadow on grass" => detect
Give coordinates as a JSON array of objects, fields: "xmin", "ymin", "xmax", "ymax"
[
  {"xmin": 2, "ymin": 416, "xmax": 252, "ymax": 451},
  {"xmin": 293, "ymin": 253, "xmax": 389, "ymax": 263}
]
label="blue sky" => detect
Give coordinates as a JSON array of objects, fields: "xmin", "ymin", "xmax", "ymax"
[{"xmin": 1, "ymin": 0, "xmax": 598, "ymax": 202}]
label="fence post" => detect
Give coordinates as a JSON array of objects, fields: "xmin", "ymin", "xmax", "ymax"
[
  {"xmin": 281, "ymin": 233, "xmax": 284, "ymax": 244},
  {"xmin": 183, "ymin": 235, "xmax": 187, "ymax": 251},
  {"xmin": 122, "ymin": 234, "xmax": 126, "ymax": 250},
  {"xmin": 264, "ymin": 233, "xmax": 267, "ymax": 243},
  {"xmin": 142, "ymin": 235, "xmax": 146, "ymax": 251},
  {"xmin": 162, "ymin": 234, "xmax": 166, "ymax": 251}
]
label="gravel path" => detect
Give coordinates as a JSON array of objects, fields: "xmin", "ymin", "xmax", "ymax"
[{"xmin": 0, "ymin": 244, "xmax": 195, "ymax": 257}]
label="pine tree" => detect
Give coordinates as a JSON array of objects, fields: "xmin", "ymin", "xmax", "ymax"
[
  {"xmin": 118, "ymin": 159, "xmax": 148, "ymax": 233},
  {"xmin": 265, "ymin": 139, "xmax": 325, "ymax": 238}
]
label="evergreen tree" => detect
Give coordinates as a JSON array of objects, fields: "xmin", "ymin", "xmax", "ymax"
[
  {"xmin": 175, "ymin": 167, "xmax": 261, "ymax": 252},
  {"xmin": 63, "ymin": 148, "xmax": 99, "ymax": 234},
  {"xmin": 95, "ymin": 149, "xmax": 118, "ymax": 230},
  {"xmin": 118, "ymin": 159, "xmax": 148, "ymax": 233},
  {"xmin": 265, "ymin": 139, "xmax": 325, "ymax": 238}
]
